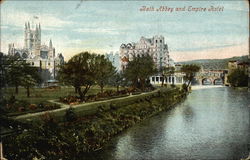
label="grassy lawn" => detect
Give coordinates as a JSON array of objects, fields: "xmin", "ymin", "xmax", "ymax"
[{"xmin": 2, "ymin": 86, "xmax": 119, "ymax": 104}]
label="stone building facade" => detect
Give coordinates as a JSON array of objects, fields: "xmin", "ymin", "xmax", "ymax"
[
  {"xmin": 8, "ymin": 22, "xmax": 64, "ymax": 85},
  {"xmin": 119, "ymin": 35, "xmax": 185, "ymax": 85},
  {"xmin": 120, "ymin": 35, "xmax": 170, "ymax": 71}
]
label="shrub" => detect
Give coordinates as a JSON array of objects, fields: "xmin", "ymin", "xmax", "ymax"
[
  {"xmin": 59, "ymin": 95, "xmax": 80, "ymax": 104},
  {"xmin": 29, "ymin": 104, "xmax": 37, "ymax": 110},
  {"xmin": 64, "ymin": 107, "xmax": 77, "ymax": 122}
]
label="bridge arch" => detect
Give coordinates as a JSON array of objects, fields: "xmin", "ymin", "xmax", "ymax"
[
  {"xmin": 213, "ymin": 78, "xmax": 223, "ymax": 85},
  {"xmin": 202, "ymin": 78, "xmax": 212, "ymax": 85}
]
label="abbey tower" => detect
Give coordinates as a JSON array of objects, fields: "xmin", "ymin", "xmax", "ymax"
[
  {"xmin": 8, "ymin": 22, "xmax": 64, "ymax": 84},
  {"xmin": 24, "ymin": 22, "xmax": 41, "ymax": 56}
]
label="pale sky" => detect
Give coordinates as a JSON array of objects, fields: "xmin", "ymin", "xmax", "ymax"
[{"xmin": 0, "ymin": 0, "xmax": 249, "ymax": 62}]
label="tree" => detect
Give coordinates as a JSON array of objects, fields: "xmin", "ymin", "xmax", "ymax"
[
  {"xmin": 228, "ymin": 68, "xmax": 248, "ymax": 87},
  {"xmin": 162, "ymin": 66, "xmax": 175, "ymax": 87},
  {"xmin": 0, "ymin": 53, "xmax": 8, "ymax": 100},
  {"xmin": 180, "ymin": 64, "xmax": 200, "ymax": 90},
  {"xmin": 22, "ymin": 63, "xmax": 41, "ymax": 97},
  {"xmin": 58, "ymin": 52, "xmax": 98, "ymax": 101},
  {"xmin": 108, "ymin": 72, "xmax": 124, "ymax": 92},
  {"xmin": 124, "ymin": 54, "xmax": 157, "ymax": 90},
  {"xmin": 21, "ymin": 73, "xmax": 40, "ymax": 97},
  {"xmin": 6, "ymin": 55, "xmax": 40, "ymax": 96},
  {"xmin": 5, "ymin": 56, "xmax": 26, "ymax": 94},
  {"xmin": 95, "ymin": 55, "xmax": 116, "ymax": 93}
]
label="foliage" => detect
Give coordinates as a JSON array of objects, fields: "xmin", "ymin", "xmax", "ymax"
[
  {"xmin": 3, "ymin": 88, "xmax": 186, "ymax": 160},
  {"xmin": 108, "ymin": 72, "xmax": 125, "ymax": 91},
  {"xmin": 180, "ymin": 64, "xmax": 200, "ymax": 89},
  {"xmin": 95, "ymin": 55, "xmax": 116, "ymax": 93},
  {"xmin": 227, "ymin": 68, "xmax": 248, "ymax": 87},
  {"xmin": 59, "ymin": 89, "xmax": 130, "ymax": 104},
  {"xmin": 20, "ymin": 68, "xmax": 41, "ymax": 97},
  {"xmin": 162, "ymin": 66, "xmax": 175, "ymax": 86},
  {"xmin": 0, "ymin": 52, "xmax": 8, "ymax": 91},
  {"xmin": 5, "ymin": 55, "xmax": 41, "ymax": 97},
  {"xmin": 64, "ymin": 107, "xmax": 77, "ymax": 122},
  {"xmin": 0, "ymin": 96, "xmax": 59, "ymax": 115},
  {"xmin": 59, "ymin": 95, "xmax": 81, "ymax": 105},
  {"xmin": 124, "ymin": 54, "xmax": 157, "ymax": 90},
  {"xmin": 58, "ymin": 52, "xmax": 98, "ymax": 100}
]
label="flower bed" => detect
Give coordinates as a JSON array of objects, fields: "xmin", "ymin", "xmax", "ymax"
[
  {"xmin": 59, "ymin": 88, "xmax": 145, "ymax": 105},
  {"xmin": 0, "ymin": 96, "xmax": 60, "ymax": 116}
]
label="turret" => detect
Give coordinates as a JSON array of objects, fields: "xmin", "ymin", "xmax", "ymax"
[
  {"xmin": 28, "ymin": 22, "xmax": 30, "ymax": 29},
  {"xmin": 49, "ymin": 39, "xmax": 53, "ymax": 49}
]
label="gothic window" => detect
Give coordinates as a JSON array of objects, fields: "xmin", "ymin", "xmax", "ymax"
[
  {"xmin": 156, "ymin": 40, "xmax": 157, "ymax": 43},
  {"xmin": 22, "ymin": 52, "xmax": 28, "ymax": 58},
  {"xmin": 160, "ymin": 40, "xmax": 162, "ymax": 43},
  {"xmin": 15, "ymin": 52, "xmax": 20, "ymax": 57}
]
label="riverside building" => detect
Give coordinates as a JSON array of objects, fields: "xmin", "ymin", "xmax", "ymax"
[{"xmin": 120, "ymin": 35, "xmax": 184, "ymax": 85}]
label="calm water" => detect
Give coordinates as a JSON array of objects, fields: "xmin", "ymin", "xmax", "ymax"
[{"xmin": 90, "ymin": 87, "xmax": 250, "ymax": 160}]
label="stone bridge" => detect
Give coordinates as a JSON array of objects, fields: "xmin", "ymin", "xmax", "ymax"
[{"xmin": 194, "ymin": 69, "xmax": 227, "ymax": 85}]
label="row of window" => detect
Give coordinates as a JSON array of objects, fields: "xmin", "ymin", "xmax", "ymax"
[{"xmin": 30, "ymin": 61, "xmax": 52, "ymax": 66}]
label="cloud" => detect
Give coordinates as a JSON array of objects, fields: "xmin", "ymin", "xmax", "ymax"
[
  {"xmin": 74, "ymin": 28, "xmax": 119, "ymax": 35},
  {"xmin": 2, "ymin": 10, "xmax": 73, "ymax": 29},
  {"xmin": 0, "ymin": 25, "xmax": 8, "ymax": 29}
]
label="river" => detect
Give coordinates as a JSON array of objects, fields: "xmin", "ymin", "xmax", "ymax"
[{"xmin": 90, "ymin": 86, "xmax": 250, "ymax": 160}]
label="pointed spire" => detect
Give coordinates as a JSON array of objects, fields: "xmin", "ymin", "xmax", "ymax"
[
  {"xmin": 39, "ymin": 23, "xmax": 41, "ymax": 30},
  {"xmin": 25, "ymin": 22, "xmax": 27, "ymax": 29},
  {"xmin": 49, "ymin": 39, "xmax": 53, "ymax": 48},
  {"xmin": 28, "ymin": 22, "xmax": 30, "ymax": 29}
]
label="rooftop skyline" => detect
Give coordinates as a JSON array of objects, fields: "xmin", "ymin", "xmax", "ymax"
[{"xmin": 0, "ymin": 0, "xmax": 248, "ymax": 62}]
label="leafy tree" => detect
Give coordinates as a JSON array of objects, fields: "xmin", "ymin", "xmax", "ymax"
[
  {"xmin": 5, "ymin": 56, "xmax": 26, "ymax": 94},
  {"xmin": 58, "ymin": 52, "xmax": 97, "ymax": 101},
  {"xmin": 124, "ymin": 54, "xmax": 157, "ymax": 90},
  {"xmin": 162, "ymin": 66, "xmax": 175, "ymax": 87},
  {"xmin": 0, "ymin": 53, "xmax": 8, "ymax": 100},
  {"xmin": 21, "ymin": 74, "xmax": 40, "ymax": 97},
  {"xmin": 180, "ymin": 64, "xmax": 200, "ymax": 90},
  {"xmin": 228, "ymin": 68, "xmax": 248, "ymax": 87},
  {"xmin": 108, "ymin": 72, "xmax": 124, "ymax": 92},
  {"xmin": 6, "ymin": 55, "xmax": 40, "ymax": 96},
  {"xmin": 95, "ymin": 55, "xmax": 116, "ymax": 93}
]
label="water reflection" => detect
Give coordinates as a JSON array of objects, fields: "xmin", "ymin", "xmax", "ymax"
[{"xmin": 94, "ymin": 87, "xmax": 250, "ymax": 160}]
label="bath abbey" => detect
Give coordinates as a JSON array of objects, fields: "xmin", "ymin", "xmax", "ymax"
[{"xmin": 8, "ymin": 22, "xmax": 64, "ymax": 85}]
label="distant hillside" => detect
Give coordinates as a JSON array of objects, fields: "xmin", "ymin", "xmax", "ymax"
[{"xmin": 177, "ymin": 55, "xmax": 249, "ymax": 70}]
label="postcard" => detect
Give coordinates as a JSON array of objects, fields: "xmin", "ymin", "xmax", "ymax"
[{"xmin": 0, "ymin": 0, "xmax": 249, "ymax": 160}]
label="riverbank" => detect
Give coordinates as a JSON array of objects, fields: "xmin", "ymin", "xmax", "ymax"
[
  {"xmin": 4, "ymin": 87, "xmax": 187, "ymax": 159},
  {"xmin": 89, "ymin": 87, "xmax": 250, "ymax": 160}
]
